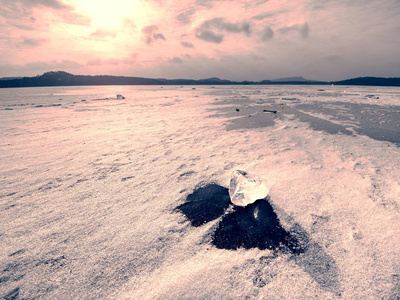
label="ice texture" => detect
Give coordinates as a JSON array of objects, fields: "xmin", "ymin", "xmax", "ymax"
[
  {"xmin": 229, "ymin": 170, "xmax": 269, "ymax": 206},
  {"xmin": 1, "ymin": 85, "xmax": 400, "ymax": 300}
]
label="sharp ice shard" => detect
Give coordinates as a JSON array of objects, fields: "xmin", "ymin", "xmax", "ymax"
[{"xmin": 229, "ymin": 170, "xmax": 269, "ymax": 206}]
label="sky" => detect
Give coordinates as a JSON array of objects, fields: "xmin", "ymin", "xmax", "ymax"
[{"xmin": 0, "ymin": 0, "xmax": 399, "ymax": 81}]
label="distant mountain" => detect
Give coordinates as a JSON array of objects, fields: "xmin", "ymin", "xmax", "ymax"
[
  {"xmin": 199, "ymin": 77, "xmax": 234, "ymax": 84},
  {"xmin": 0, "ymin": 77, "xmax": 22, "ymax": 81},
  {"xmin": 0, "ymin": 71, "xmax": 164, "ymax": 88},
  {"xmin": 332, "ymin": 77, "xmax": 400, "ymax": 87},
  {"xmin": 0, "ymin": 71, "xmax": 399, "ymax": 88},
  {"xmin": 271, "ymin": 76, "xmax": 317, "ymax": 82},
  {"xmin": 157, "ymin": 77, "xmax": 234, "ymax": 85}
]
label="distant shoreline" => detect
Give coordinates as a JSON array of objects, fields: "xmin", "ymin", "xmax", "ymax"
[{"xmin": 1, "ymin": 71, "xmax": 400, "ymax": 88}]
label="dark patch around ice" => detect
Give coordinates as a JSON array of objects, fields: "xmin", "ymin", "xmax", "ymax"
[
  {"xmin": 175, "ymin": 184, "xmax": 231, "ymax": 227},
  {"xmin": 177, "ymin": 184, "xmax": 306, "ymax": 254},
  {"xmin": 211, "ymin": 199, "xmax": 307, "ymax": 254},
  {"xmin": 176, "ymin": 184, "xmax": 342, "ymax": 294}
]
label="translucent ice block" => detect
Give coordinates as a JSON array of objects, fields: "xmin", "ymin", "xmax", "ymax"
[{"xmin": 229, "ymin": 170, "xmax": 269, "ymax": 206}]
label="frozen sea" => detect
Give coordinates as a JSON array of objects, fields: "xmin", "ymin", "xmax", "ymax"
[{"xmin": 0, "ymin": 85, "xmax": 399, "ymax": 299}]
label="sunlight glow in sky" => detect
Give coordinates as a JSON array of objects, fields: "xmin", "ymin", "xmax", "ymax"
[
  {"xmin": 74, "ymin": 0, "xmax": 144, "ymax": 29},
  {"xmin": 0, "ymin": 0, "xmax": 399, "ymax": 80}
]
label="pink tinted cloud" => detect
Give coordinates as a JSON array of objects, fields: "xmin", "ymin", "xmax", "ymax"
[
  {"xmin": 90, "ymin": 29, "xmax": 117, "ymax": 39},
  {"xmin": 142, "ymin": 25, "xmax": 166, "ymax": 44},
  {"xmin": 87, "ymin": 56, "xmax": 137, "ymax": 66}
]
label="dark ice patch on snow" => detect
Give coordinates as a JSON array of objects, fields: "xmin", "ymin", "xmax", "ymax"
[
  {"xmin": 211, "ymin": 198, "xmax": 307, "ymax": 254},
  {"xmin": 297, "ymin": 102, "xmax": 400, "ymax": 144},
  {"xmin": 226, "ymin": 113, "xmax": 275, "ymax": 130},
  {"xmin": 214, "ymin": 102, "xmax": 351, "ymax": 134},
  {"xmin": 209, "ymin": 104, "xmax": 278, "ymax": 130},
  {"xmin": 210, "ymin": 100, "xmax": 351, "ymax": 134},
  {"xmin": 176, "ymin": 184, "xmax": 305, "ymax": 253},
  {"xmin": 176, "ymin": 183, "xmax": 342, "ymax": 294},
  {"xmin": 210, "ymin": 95, "xmax": 400, "ymax": 144},
  {"xmin": 284, "ymin": 107, "xmax": 353, "ymax": 136},
  {"xmin": 175, "ymin": 184, "xmax": 231, "ymax": 227}
]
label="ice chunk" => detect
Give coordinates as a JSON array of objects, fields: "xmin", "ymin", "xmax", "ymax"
[{"xmin": 229, "ymin": 170, "xmax": 269, "ymax": 206}]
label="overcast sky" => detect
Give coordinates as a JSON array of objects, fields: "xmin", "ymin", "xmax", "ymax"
[{"xmin": 1, "ymin": 0, "xmax": 399, "ymax": 80}]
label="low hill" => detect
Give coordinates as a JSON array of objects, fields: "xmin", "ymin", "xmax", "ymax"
[
  {"xmin": 0, "ymin": 71, "xmax": 164, "ymax": 88},
  {"xmin": 332, "ymin": 77, "xmax": 400, "ymax": 86},
  {"xmin": 271, "ymin": 76, "xmax": 317, "ymax": 82},
  {"xmin": 0, "ymin": 71, "xmax": 399, "ymax": 88}
]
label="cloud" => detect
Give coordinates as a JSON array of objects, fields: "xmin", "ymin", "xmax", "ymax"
[
  {"xmin": 7, "ymin": 37, "xmax": 47, "ymax": 48},
  {"xmin": 21, "ymin": 60, "xmax": 83, "ymax": 72},
  {"xmin": 142, "ymin": 25, "xmax": 166, "ymax": 44},
  {"xmin": 195, "ymin": 0, "xmax": 231, "ymax": 9},
  {"xmin": 21, "ymin": 37, "xmax": 46, "ymax": 47},
  {"xmin": 144, "ymin": 0, "xmax": 165, "ymax": 5},
  {"xmin": 87, "ymin": 56, "xmax": 137, "ymax": 66},
  {"xmin": 122, "ymin": 18, "xmax": 137, "ymax": 31},
  {"xmin": 2, "ymin": 0, "xmax": 399, "ymax": 81},
  {"xmin": 251, "ymin": 54, "xmax": 266, "ymax": 61},
  {"xmin": 176, "ymin": 8, "xmax": 196, "ymax": 24},
  {"xmin": 251, "ymin": 9, "xmax": 286, "ymax": 20},
  {"xmin": 243, "ymin": 0, "xmax": 271, "ymax": 8},
  {"xmin": 87, "ymin": 58, "xmax": 119, "ymax": 66},
  {"xmin": 252, "ymin": 12, "xmax": 275, "ymax": 20},
  {"xmin": 260, "ymin": 26, "xmax": 274, "ymax": 41},
  {"xmin": 195, "ymin": 18, "xmax": 251, "ymax": 43},
  {"xmin": 322, "ymin": 55, "xmax": 342, "ymax": 62},
  {"xmin": 153, "ymin": 33, "xmax": 166, "ymax": 41},
  {"xmin": 279, "ymin": 23, "xmax": 309, "ymax": 38},
  {"xmin": 1, "ymin": 0, "xmax": 90, "ymax": 27},
  {"xmin": 299, "ymin": 23, "xmax": 310, "ymax": 38},
  {"xmin": 170, "ymin": 57, "xmax": 183, "ymax": 63},
  {"xmin": 307, "ymin": 0, "xmax": 341, "ymax": 11},
  {"xmin": 5, "ymin": 20, "xmax": 36, "ymax": 30},
  {"xmin": 58, "ymin": 11, "xmax": 91, "ymax": 26},
  {"xmin": 14, "ymin": 0, "xmax": 69, "ymax": 9},
  {"xmin": 90, "ymin": 29, "xmax": 117, "ymax": 38},
  {"xmin": 142, "ymin": 25, "xmax": 158, "ymax": 34},
  {"xmin": 210, "ymin": 18, "xmax": 250, "ymax": 35},
  {"xmin": 181, "ymin": 41, "xmax": 194, "ymax": 48},
  {"xmin": 0, "ymin": 60, "xmax": 82, "ymax": 76},
  {"xmin": 0, "ymin": 0, "xmax": 70, "ymax": 18},
  {"xmin": 196, "ymin": 30, "xmax": 224, "ymax": 43}
]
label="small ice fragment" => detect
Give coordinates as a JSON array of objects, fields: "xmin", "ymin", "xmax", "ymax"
[{"xmin": 229, "ymin": 170, "xmax": 269, "ymax": 206}]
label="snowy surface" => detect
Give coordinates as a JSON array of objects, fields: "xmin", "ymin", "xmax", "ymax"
[{"xmin": 0, "ymin": 85, "xmax": 399, "ymax": 299}]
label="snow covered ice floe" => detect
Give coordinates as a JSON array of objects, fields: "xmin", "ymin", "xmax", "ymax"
[{"xmin": 229, "ymin": 170, "xmax": 269, "ymax": 206}]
